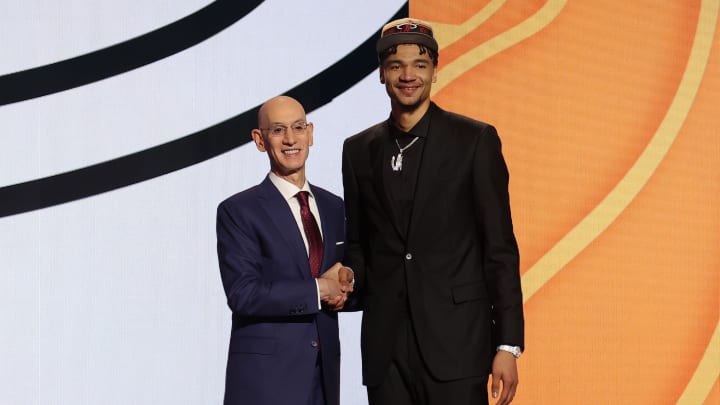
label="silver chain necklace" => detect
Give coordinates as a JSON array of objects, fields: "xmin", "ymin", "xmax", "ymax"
[{"xmin": 390, "ymin": 137, "xmax": 420, "ymax": 172}]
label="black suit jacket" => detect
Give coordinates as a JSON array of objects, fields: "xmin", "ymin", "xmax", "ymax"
[{"xmin": 342, "ymin": 103, "xmax": 524, "ymax": 386}]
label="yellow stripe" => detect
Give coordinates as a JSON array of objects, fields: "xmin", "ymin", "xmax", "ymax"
[
  {"xmin": 510, "ymin": 0, "xmax": 719, "ymax": 402},
  {"xmin": 430, "ymin": 0, "xmax": 506, "ymax": 49},
  {"xmin": 522, "ymin": 0, "xmax": 718, "ymax": 301},
  {"xmin": 431, "ymin": 0, "xmax": 568, "ymax": 95},
  {"xmin": 428, "ymin": 1, "xmax": 718, "ymax": 400},
  {"xmin": 677, "ymin": 321, "xmax": 720, "ymax": 404}
]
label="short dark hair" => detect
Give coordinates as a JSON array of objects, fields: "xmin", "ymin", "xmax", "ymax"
[{"xmin": 378, "ymin": 44, "xmax": 439, "ymax": 66}]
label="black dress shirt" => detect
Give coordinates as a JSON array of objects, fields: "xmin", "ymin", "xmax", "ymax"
[{"xmin": 385, "ymin": 111, "xmax": 431, "ymax": 237}]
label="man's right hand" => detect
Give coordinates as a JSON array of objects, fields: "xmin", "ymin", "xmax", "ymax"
[
  {"xmin": 318, "ymin": 263, "xmax": 352, "ymax": 310},
  {"xmin": 318, "ymin": 277, "xmax": 343, "ymax": 302}
]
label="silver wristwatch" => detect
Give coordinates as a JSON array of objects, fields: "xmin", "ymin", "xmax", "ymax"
[{"xmin": 496, "ymin": 345, "xmax": 522, "ymax": 359}]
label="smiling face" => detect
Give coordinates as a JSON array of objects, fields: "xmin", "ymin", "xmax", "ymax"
[
  {"xmin": 379, "ymin": 44, "xmax": 438, "ymax": 115},
  {"xmin": 251, "ymin": 96, "xmax": 313, "ymax": 187}
]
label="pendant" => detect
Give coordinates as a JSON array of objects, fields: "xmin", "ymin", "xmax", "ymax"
[{"xmin": 391, "ymin": 152, "xmax": 403, "ymax": 171}]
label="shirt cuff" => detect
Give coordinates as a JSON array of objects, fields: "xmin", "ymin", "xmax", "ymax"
[{"xmin": 315, "ymin": 279, "xmax": 321, "ymax": 310}]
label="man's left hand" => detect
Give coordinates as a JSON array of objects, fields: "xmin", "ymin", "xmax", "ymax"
[{"xmin": 490, "ymin": 350, "xmax": 518, "ymax": 405}]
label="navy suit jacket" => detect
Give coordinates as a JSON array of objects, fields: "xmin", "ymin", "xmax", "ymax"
[{"xmin": 217, "ymin": 176, "xmax": 345, "ymax": 405}]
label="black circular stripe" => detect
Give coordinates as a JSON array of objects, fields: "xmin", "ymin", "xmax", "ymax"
[
  {"xmin": 0, "ymin": 3, "xmax": 408, "ymax": 218},
  {"xmin": 0, "ymin": 0, "xmax": 264, "ymax": 106}
]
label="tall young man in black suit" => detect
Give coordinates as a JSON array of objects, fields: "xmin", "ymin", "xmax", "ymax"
[{"xmin": 342, "ymin": 18, "xmax": 524, "ymax": 405}]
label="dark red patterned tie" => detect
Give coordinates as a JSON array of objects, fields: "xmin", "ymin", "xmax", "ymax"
[{"xmin": 296, "ymin": 191, "xmax": 323, "ymax": 278}]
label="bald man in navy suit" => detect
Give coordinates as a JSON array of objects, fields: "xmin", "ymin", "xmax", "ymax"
[{"xmin": 217, "ymin": 96, "xmax": 352, "ymax": 405}]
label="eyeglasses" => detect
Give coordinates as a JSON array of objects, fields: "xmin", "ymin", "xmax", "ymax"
[{"xmin": 260, "ymin": 121, "xmax": 311, "ymax": 137}]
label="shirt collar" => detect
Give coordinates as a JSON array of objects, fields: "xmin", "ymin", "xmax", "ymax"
[
  {"xmin": 268, "ymin": 172, "xmax": 313, "ymax": 202},
  {"xmin": 387, "ymin": 103, "xmax": 432, "ymax": 138}
]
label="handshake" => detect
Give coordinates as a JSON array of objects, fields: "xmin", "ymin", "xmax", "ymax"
[{"xmin": 317, "ymin": 262, "xmax": 354, "ymax": 311}]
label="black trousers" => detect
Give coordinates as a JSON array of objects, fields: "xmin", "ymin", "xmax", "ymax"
[{"xmin": 366, "ymin": 318, "xmax": 489, "ymax": 405}]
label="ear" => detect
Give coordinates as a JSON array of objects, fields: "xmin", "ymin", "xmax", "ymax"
[
  {"xmin": 251, "ymin": 129, "xmax": 266, "ymax": 152},
  {"xmin": 307, "ymin": 122, "xmax": 314, "ymax": 146},
  {"xmin": 379, "ymin": 70, "xmax": 385, "ymax": 84}
]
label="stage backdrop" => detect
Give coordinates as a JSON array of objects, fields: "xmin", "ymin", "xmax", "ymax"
[{"xmin": 0, "ymin": 1, "xmax": 717, "ymax": 404}]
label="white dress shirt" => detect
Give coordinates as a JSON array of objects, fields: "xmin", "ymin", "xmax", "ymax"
[{"xmin": 268, "ymin": 172, "xmax": 323, "ymax": 308}]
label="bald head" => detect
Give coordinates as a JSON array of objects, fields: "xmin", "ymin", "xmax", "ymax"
[
  {"xmin": 251, "ymin": 96, "xmax": 314, "ymax": 188},
  {"xmin": 257, "ymin": 96, "xmax": 306, "ymax": 129}
]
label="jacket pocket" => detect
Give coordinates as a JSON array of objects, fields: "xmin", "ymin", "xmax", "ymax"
[
  {"xmin": 451, "ymin": 281, "xmax": 488, "ymax": 304},
  {"xmin": 229, "ymin": 335, "xmax": 277, "ymax": 355},
  {"xmin": 333, "ymin": 241, "xmax": 345, "ymax": 263}
]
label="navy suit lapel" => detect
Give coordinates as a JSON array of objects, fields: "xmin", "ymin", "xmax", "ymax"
[{"xmin": 258, "ymin": 177, "xmax": 312, "ymax": 279}]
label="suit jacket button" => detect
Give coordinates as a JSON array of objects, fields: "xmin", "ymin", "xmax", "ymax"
[
  {"xmin": 311, "ymin": 340, "xmax": 319, "ymax": 348},
  {"xmin": 405, "ymin": 253, "xmax": 412, "ymax": 260}
]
